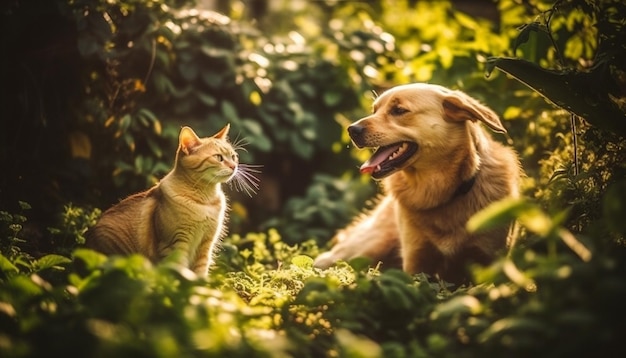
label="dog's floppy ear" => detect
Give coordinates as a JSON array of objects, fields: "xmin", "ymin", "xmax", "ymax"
[{"xmin": 442, "ymin": 92, "xmax": 507, "ymax": 133}]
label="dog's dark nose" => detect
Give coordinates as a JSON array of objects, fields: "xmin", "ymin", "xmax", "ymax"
[
  {"xmin": 347, "ymin": 124, "xmax": 363, "ymax": 137},
  {"xmin": 348, "ymin": 123, "xmax": 366, "ymax": 148},
  {"xmin": 348, "ymin": 124, "xmax": 367, "ymax": 148}
]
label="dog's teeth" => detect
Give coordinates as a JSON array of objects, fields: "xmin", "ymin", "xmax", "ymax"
[
  {"xmin": 376, "ymin": 165, "xmax": 381, "ymax": 172},
  {"xmin": 393, "ymin": 143, "xmax": 406, "ymax": 160},
  {"xmin": 387, "ymin": 142, "xmax": 410, "ymax": 162}
]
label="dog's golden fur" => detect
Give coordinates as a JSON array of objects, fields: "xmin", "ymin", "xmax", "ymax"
[{"xmin": 314, "ymin": 83, "xmax": 522, "ymax": 283}]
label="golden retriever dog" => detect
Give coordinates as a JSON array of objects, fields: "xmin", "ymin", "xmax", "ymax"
[{"xmin": 314, "ymin": 83, "xmax": 521, "ymax": 283}]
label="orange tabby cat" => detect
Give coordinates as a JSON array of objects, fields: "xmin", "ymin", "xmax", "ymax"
[{"xmin": 85, "ymin": 124, "xmax": 259, "ymax": 276}]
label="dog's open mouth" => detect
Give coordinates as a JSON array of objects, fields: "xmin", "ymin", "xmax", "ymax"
[{"xmin": 360, "ymin": 142, "xmax": 418, "ymax": 179}]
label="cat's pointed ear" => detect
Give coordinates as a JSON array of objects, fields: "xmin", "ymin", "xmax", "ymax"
[
  {"xmin": 179, "ymin": 126, "xmax": 202, "ymax": 155},
  {"xmin": 213, "ymin": 123, "xmax": 230, "ymax": 140}
]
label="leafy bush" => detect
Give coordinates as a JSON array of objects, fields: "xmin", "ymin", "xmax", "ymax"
[
  {"xmin": 261, "ymin": 173, "xmax": 376, "ymax": 245},
  {"xmin": 2, "ymin": 0, "xmax": 626, "ymax": 357},
  {"xmin": 1, "ymin": 200, "xmax": 625, "ymax": 357}
]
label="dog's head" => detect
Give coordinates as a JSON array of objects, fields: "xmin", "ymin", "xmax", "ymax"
[{"xmin": 349, "ymin": 83, "xmax": 507, "ymax": 180}]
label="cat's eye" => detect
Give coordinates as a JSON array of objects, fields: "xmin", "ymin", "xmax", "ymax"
[
  {"xmin": 214, "ymin": 154, "xmax": 223, "ymax": 162},
  {"xmin": 232, "ymin": 153, "xmax": 238, "ymax": 161}
]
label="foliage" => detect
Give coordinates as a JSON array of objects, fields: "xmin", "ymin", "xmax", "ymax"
[
  {"xmin": 2, "ymin": 0, "xmax": 626, "ymax": 357},
  {"xmin": 48, "ymin": 204, "xmax": 102, "ymax": 255},
  {"xmin": 484, "ymin": 0, "xmax": 626, "ymax": 237},
  {"xmin": 487, "ymin": 0, "xmax": 626, "ymax": 136},
  {"xmin": 1, "ymin": 0, "xmax": 393, "ymax": 236},
  {"xmin": 261, "ymin": 174, "xmax": 376, "ymax": 245},
  {"xmin": 1, "ymin": 201, "xmax": 625, "ymax": 357},
  {"xmin": 0, "ymin": 202, "xmax": 34, "ymax": 264}
]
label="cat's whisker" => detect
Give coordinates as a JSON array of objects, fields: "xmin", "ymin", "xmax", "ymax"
[
  {"xmin": 86, "ymin": 125, "xmax": 239, "ymax": 278},
  {"xmin": 228, "ymin": 163, "xmax": 262, "ymax": 197},
  {"xmin": 238, "ymin": 173, "xmax": 261, "ymax": 189},
  {"xmin": 239, "ymin": 165, "xmax": 262, "ymax": 182},
  {"xmin": 231, "ymin": 136, "xmax": 251, "ymax": 152},
  {"xmin": 230, "ymin": 178, "xmax": 257, "ymax": 197},
  {"xmin": 237, "ymin": 163, "xmax": 261, "ymax": 170},
  {"xmin": 233, "ymin": 136, "xmax": 251, "ymax": 148},
  {"xmin": 238, "ymin": 163, "xmax": 262, "ymax": 172},
  {"xmin": 235, "ymin": 175, "xmax": 259, "ymax": 193},
  {"xmin": 234, "ymin": 180, "xmax": 257, "ymax": 197}
]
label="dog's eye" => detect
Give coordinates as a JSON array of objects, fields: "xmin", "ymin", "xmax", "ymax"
[{"xmin": 389, "ymin": 106, "xmax": 409, "ymax": 116}]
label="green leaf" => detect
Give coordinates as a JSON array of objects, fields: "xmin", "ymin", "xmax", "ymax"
[
  {"xmin": 453, "ymin": 11, "xmax": 479, "ymax": 30},
  {"xmin": 290, "ymin": 132, "xmax": 314, "ymax": 159},
  {"xmin": 512, "ymin": 22, "xmax": 535, "ymax": 54},
  {"xmin": 18, "ymin": 201, "xmax": 31, "ymax": 210},
  {"xmin": 295, "ymin": 278, "xmax": 336, "ymax": 306},
  {"xmin": 0, "ymin": 254, "xmax": 19, "ymax": 274},
  {"xmin": 468, "ymin": 198, "xmax": 554, "ymax": 237},
  {"xmin": 298, "ymin": 83, "xmax": 316, "ymax": 98},
  {"xmin": 241, "ymin": 119, "xmax": 263, "ymax": 136},
  {"xmin": 147, "ymin": 138, "xmax": 163, "ymax": 158},
  {"xmin": 478, "ymin": 317, "xmax": 550, "ymax": 344},
  {"xmin": 430, "ymin": 295, "xmax": 482, "ymax": 319},
  {"xmin": 138, "ymin": 108, "xmax": 158, "ymax": 124},
  {"xmin": 503, "ymin": 106, "xmax": 522, "ymax": 120},
  {"xmin": 486, "ymin": 56, "xmax": 626, "ymax": 136},
  {"xmin": 323, "ymin": 91, "xmax": 342, "ymax": 107},
  {"xmin": 9, "ymin": 275, "xmax": 43, "ymax": 297},
  {"xmin": 335, "ymin": 329, "xmax": 382, "ymax": 358},
  {"xmin": 114, "ymin": 160, "xmax": 134, "ymax": 172},
  {"xmin": 200, "ymin": 46, "xmax": 231, "ymax": 58},
  {"xmin": 518, "ymin": 209, "xmax": 553, "ymax": 237},
  {"xmin": 197, "ymin": 92, "xmax": 217, "ymax": 107},
  {"xmin": 134, "ymin": 155, "xmax": 144, "ymax": 171},
  {"xmin": 301, "ymin": 127, "xmax": 316, "ymax": 141},
  {"xmin": 73, "ymin": 248, "xmax": 108, "ymax": 270},
  {"xmin": 256, "ymin": 103, "xmax": 276, "ymax": 121},
  {"xmin": 34, "ymin": 254, "xmax": 72, "ymax": 271},
  {"xmin": 291, "ymin": 255, "xmax": 314, "ymax": 269},
  {"xmin": 467, "ymin": 198, "xmax": 527, "ymax": 233},
  {"xmin": 124, "ymin": 134, "xmax": 135, "ymax": 152},
  {"xmin": 120, "ymin": 114, "xmax": 132, "ymax": 131},
  {"xmin": 178, "ymin": 62, "xmax": 198, "ymax": 81},
  {"xmin": 221, "ymin": 100, "xmax": 238, "ymax": 121},
  {"xmin": 200, "ymin": 70, "xmax": 223, "ymax": 88},
  {"xmin": 241, "ymin": 119, "xmax": 273, "ymax": 152},
  {"xmin": 381, "ymin": 285, "xmax": 412, "ymax": 310}
]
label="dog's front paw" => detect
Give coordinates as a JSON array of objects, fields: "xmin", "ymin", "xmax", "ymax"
[{"xmin": 313, "ymin": 251, "xmax": 338, "ymax": 269}]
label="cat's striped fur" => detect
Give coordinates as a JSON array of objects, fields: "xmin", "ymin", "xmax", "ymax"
[{"xmin": 85, "ymin": 124, "xmax": 259, "ymax": 276}]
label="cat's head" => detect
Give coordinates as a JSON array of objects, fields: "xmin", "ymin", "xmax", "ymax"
[{"xmin": 175, "ymin": 124, "xmax": 238, "ymax": 185}]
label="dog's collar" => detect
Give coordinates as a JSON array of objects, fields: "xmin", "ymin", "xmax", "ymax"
[{"xmin": 452, "ymin": 175, "xmax": 476, "ymax": 199}]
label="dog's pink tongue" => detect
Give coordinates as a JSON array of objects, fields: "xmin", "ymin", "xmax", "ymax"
[{"xmin": 360, "ymin": 146, "xmax": 397, "ymax": 174}]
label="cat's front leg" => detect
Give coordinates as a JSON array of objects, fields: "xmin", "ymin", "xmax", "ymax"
[
  {"xmin": 190, "ymin": 237, "xmax": 216, "ymax": 277},
  {"xmin": 158, "ymin": 239, "xmax": 191, "ymax": 271}
]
